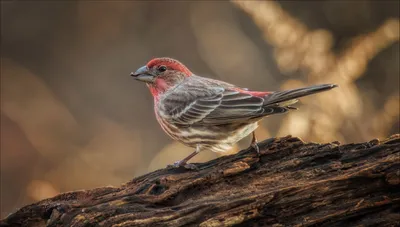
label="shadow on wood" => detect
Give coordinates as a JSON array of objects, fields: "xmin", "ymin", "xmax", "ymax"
[{"xmin": 1, "ymin": 135, "xmax": 399, "ymax": 227}]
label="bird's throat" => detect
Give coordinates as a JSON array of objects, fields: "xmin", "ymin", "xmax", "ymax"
[{"xmin": 147, "ymin": 78, "xmax": 169, "ymax": 99}]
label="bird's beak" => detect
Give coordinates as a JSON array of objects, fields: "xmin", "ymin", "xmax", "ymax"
[{"xmin": 130, "ymin": 66, "xmax": 155, "ymax": 83}]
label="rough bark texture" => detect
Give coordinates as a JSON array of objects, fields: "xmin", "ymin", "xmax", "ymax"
[{"xmin": 1, "ymin": 135, "xmax": 399, "ymax": 227}]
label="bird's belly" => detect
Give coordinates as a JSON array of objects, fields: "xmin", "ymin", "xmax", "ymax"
[
  {"xmin": 158, "ymin": 118, "xmax": 259, "ymax": 153},
  {"xmin": 225, "ymin": 122, "xmax": 259, "ymax": 145},
  {"xmin": 207, "ymin": 123, "xmax": 259, "ymax": 152}
]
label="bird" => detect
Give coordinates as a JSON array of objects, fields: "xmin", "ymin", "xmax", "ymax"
[{"xmin": 131, "ymin": 57, "xmax": 337, "ymax": 169}]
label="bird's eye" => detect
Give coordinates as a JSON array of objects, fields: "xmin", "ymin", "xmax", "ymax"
[{"xmin": 158, "ymin": 65, "xmax": 167, "ymax": 72}]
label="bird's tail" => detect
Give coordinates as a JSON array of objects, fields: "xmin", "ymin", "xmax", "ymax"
[{"xmin": 263, "ymin": 84, "xmax": 338, "ymax": 107}]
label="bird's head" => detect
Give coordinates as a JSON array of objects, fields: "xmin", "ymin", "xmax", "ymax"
[{"xmin": 131, "ymin": 57, "xmax": 192, "ymax": 97}]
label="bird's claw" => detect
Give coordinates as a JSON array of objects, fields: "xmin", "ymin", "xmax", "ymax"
[
  {"xmin": 183, "ymin": 163, "xmax": 199, "ymax": 170},
  {"xmin": 167, "ymin": 161, "xmax": 199, "ymax": 171},
  {"xmin": 166, "ymin": 161, "xmax": 181, "ymax": 169}
]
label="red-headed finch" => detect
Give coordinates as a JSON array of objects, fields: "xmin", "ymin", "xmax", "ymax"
[{"xmin": 131, "ymin": 57, "xmax": 337, "ymax": 169}]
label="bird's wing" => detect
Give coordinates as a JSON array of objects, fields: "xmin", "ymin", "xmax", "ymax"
[
  {"xmin": 160, "ymin": 86, "xmax": 289, "ymax": 126},
  {"xmin": 160, "ymin": 76, "xmax": 337, "ymax": 126},
  {"xmin": 199, "ymin": 89, "xmax": 292, "ymax": 125}
]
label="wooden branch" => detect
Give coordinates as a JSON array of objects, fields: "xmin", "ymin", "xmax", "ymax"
[{"xmin": 1, "ymin": 135, "xmax": 399, "ymax": 227}]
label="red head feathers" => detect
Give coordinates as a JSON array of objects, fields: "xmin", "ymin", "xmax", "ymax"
[{"xmin": 147, "ymin": 57, "xmax": 192, "ymax": 76}]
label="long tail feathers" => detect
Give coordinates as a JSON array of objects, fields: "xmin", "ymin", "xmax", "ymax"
[{"xmin": 263, "ymin": 84, "xmax": 338, "ymax": 107}]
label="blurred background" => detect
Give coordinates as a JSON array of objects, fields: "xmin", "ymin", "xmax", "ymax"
[{"xmin": 1, "ymin": 0, "xmax": 399, "ymax": 218}]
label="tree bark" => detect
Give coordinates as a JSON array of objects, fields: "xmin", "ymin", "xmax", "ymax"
[{"xmin": 1, "ymin": 135, "xmax": 399, "ymax": 227}]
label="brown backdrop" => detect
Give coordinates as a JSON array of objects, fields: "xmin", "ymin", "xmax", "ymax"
[{"xmin": 1, "ymin": 0, "xmax": 399, "ymax": 218}]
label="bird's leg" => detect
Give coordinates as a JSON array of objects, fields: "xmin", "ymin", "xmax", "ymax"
[
  {"xmin": 170, "ymin": 145, "xmax": 200, "ymax": 170},
  {"xmin": 250, "ymin": 131, "xmax": 260, "ymax": 155}
]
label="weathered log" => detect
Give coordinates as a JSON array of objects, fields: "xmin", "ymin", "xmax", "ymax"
[{"xmin": 1, "ymin": 135, "xmax": 399, "ymax": 227}]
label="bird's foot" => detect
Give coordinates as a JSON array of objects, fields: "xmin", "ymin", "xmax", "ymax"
[
  {"xmin": 251, "ymin": 142, "xmax": 260, "ymax": 156},
  {"xmin": 250, "ymin": 131, "xmax": 260, "ymax": 156},
  {"xmin": 167, "ymin": 161, "xmax": 199, "ymax": 171}
]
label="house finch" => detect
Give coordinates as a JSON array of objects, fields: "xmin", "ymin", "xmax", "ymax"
[{"xmin": 131, "ymin": 57, "xmax": 337, "ymax": 169}]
